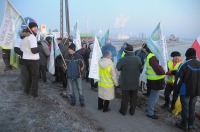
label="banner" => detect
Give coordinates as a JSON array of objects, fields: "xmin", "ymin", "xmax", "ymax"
[
  {"xmin": 100, "ymin": 29, "xmax": 109, "ymax": 47},
  {"xmin": 73, "ymin": 22, "xmax": 81, "ymax": 51},
  {"xmin": 192, "ymin": 35, "xmax": 200, "ymax": 60},
  {"xmin": 147, "ymin": 22, "xmax": 168, "ymax": 72},
  {"xmin": 89, "ymin": 36, "xmax": 102, "ymax": 80},
  {"xmin": 0, "ymin": 0, "xmax": 23, "ymax": 68},
  {"xmin": 48, "ymin": 37, "xmax": 61, "ymax": 74}
]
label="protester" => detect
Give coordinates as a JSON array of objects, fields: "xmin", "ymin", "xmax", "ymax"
[
  {"xmin": 1, "ymin": 45, "xmax": 12, "ymax": 71},
  {"xmin": 101, "ymin": 38, "xmax": 117, "ymax": 62},
  {"xmin": 162, "ymin": 51, "xmax": 182, "ymax": 110},
  {"xmin": 117, "ymin": 42, "xmax": 127, "ymax": 62},
  {"xmin": 174, "ymin": 48, "xmax": 200, "ymax": 131},
  {"xmin": 145, "ymin": 46, "xmax": 165, "ymax": 119},
  {"xmin": 135, "ymin": 43, "xmax": 148, "ymax": 94},
  {"xmin": 55, "ymin": 37, "xmax": 68, "ymax": 88},
  {"xmin": 45, "ymin": 36, "xmax": 52, "ymax": 50},
  {"xmin": 38, "ymin": 39, "xmax": 50, "ymax": 82},
  {"xmin": 14, "ymin": 37, "xmax": 25, "ymax": 85},
  {"xmin": 20, "ymin": 22, "xmax": 40, "ymax": 97},
  {"xmin": 98, "ymin": 51, "xmax": 118, "ymax": 112},
  {"xmin": 116, "ymin": 44, "xmax": 142, "ymax": 116},
  {"xmin": 63, "ymin": 43, "xmax": 85, "ymax": 107},
  {"xmin": 77, "ymin": 42, "xmax": 90, "ymax": 82}
]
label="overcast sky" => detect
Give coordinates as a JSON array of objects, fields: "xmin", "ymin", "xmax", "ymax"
[{"xmin": 0, "ymin": 0, "xmax": 200, "ymax": 39}]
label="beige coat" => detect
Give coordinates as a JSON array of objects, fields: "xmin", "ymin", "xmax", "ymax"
[{"xmin": 98, "ymin": 58, "xmax": 118, "ymax": 100}]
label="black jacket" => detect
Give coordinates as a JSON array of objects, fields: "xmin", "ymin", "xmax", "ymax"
[{"xmin": 174, "ymin": 57, "xmax": 200, "ymax": 96}]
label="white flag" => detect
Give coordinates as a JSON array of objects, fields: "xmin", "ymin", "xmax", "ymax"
[
  {"xmin": 48, "ymin": 39, "xmax": 55, "ymax": 74},
  {"xmin": 73, "ymin": 22, "xmax": 81, "ymax": 51},
  {"xmin": 147, "ymin": 22, "xmax": 168, "ymax": 72},
  {"xmin": 0, "ymin": 0, "xmax": 23, "ymax": 49},
  {"xmin": 89, "ymin": 36, "xmax": 102, "ymax": 80}
]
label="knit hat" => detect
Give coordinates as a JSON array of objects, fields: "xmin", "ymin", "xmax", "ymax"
[
  {"xmin": 56, "ymin": 37, "xmax": 62, "ymax": 40},
  {"xmin": 185, "ymin": 48, "xmax": 196, "ymax": 57},
  {"xmin": 28, "ymin": 22, "xmax": 38, "ymax": 29},
  {"xmin": 170, "ymin": 51, "xmax": 181, "ymax": 57},
  {"xmin": 124, "ymin": 44, "xmax": 133, "ymax": 52},
  {"xmin": 68, "ymin": 43, "xmax": 76, "ymax": 51},
  {"xmin": 69, "ymin": 38, "xmax": 73, "ymax": 42}
]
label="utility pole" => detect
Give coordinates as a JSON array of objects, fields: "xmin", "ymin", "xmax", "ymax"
[
  {"xmin": 60, "ymin": 0, "xmax": 64, "ymax": 38},
  {"xmin": 65, "ymin": 0, "xmax": 70, "ymax": 37}
]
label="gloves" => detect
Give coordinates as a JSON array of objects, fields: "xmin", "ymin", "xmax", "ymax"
[
  {"xmin": 115, "ymin": 85, "xmax": 120, "ymax": 89},
  {"xmin": 171, "ymin": 70, "xmax": 177, "ymax": 75},
  {"xmin": 37, "ymin": 41, "xmax": 42, "ymax": 45}
]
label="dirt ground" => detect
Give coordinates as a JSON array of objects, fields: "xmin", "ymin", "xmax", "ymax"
[{"xmin": 0, "ymin": 59, "xmax": 104, "ymax": 132}]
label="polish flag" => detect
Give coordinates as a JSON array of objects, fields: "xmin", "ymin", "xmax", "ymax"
[{"xmin": 192, "ymin": 35, "xmax": 200, "ymax": 60}]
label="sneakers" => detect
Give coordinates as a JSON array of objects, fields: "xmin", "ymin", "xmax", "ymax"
[
  {"xmin": 146, "ymin": 114, "xmax": 158, "ymax": 119},
  {"xmin": 176, "ymin": 122, "xmax": 188, "ymax": 131}
]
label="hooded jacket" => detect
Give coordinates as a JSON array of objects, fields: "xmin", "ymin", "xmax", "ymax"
[
  {"xmin": 19, "ymin": 31, "xmax": 39, "ymax": 60},
  {"xmin": 174, "ymin": 57, "xmax": 200, "ymax": 96},
  {"xmin": 98, "ymin": 58, "xmax": 118, "ymax": 100}
]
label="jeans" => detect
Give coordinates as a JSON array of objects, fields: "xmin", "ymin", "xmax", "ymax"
[
  {"xmin": 68, "ymin": 78, "xmax": 84, "ymax": 104},
  {"xmin": 180, "ymin": 96, "xmax": 197, "ymax": 128},
  {"xmin": 146, "ymin": 90, "xmax": 159, "ymax": 116}
]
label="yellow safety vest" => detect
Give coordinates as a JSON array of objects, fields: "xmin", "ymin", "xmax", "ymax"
[
  {"xmin": 98, "ymin": 64, "xmax": 114, "ymax": 88},
  {"xmin": 1, "ymin": 45, "xmax": 9, "ymax": 49},
  {"xmin": 121, "ymin": 51, "xmax": 125, "ymax": 58},
  {"xmin": 166, "ymin": 61, "xmax": 181, "ymax": 83},
  {"xmin": 146, "ymin": 53, "xmax": 165, "ymax": 80}
]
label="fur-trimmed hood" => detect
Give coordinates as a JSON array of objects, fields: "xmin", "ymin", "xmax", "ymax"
[{"xmin": 19, "ymin": 31, "xmax": 31, "ymax": 39}]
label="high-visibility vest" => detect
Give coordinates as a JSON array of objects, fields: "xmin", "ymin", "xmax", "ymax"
[
  {"xmin": 1, "ymin": 45, "xmax": 9, "ymax": 49},
  {"xmin": 98, "ymin": 64, "xmax": 114, "ymax": 88},
  {"xmin": 146, "ymin": 53, "xmax": 165, "ymax": 80},
  {"xmin": 121, "ymin": 51, "xmax": 125, "ymax": 58},
  {"xmin": 166, "ymin": 61, "xmax": 181, "ymax": 83}
]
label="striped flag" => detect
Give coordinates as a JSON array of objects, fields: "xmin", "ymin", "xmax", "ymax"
[
  {"xmin": 147, "ymin": 22, "xmax": 168, "ymax": 72},
  {"xmin": 100, "ymin": 29, "xmax": 109, "ymax": 47},
  {"xmin": 0, "ymin": 0, "xmax": 23, "ymax": 68},
  {"xmin": 191, "ymin": 35, "xmax": 200, "ymax": 60}
]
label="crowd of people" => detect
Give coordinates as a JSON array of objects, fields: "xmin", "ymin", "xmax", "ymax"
[{"xmin": 1, "ymin": 21, "xmax": 200, "ymax": 131}]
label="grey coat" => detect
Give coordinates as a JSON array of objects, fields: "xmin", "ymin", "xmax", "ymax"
[{"xmin": 116, "ymin": 52, "xmax": 142, "ymax": 91}]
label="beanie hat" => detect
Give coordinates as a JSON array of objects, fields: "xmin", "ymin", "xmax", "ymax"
[
  {"xmin": 185, "ymin": 48, "xmax": 196, "ymax": 58},
  {"xmin": 170, "ymin": 51, "xmax": 181, "ymax": 57},
  {"xmin": 124, "ymin": 44, "xmax": 133, "ymax": 52},
  {"xmin": 69, "ymin": 38, "xmax": 73, "ymax": 42},
  {"xmin": 142, "ymin": 43, "xmax": 147, "ymax": 49},
  {"xmin": 68, "ymin": 43, "xmax": 76, "ymax": 51},
  {"xmin": 29, "ymin": 22, "xmax": 38, "ymax": 29}
]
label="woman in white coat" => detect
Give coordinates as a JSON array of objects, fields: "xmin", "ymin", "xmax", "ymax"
[{"xmin": 98, "ymin": 51, "xmax": 118, "ymax": 112}]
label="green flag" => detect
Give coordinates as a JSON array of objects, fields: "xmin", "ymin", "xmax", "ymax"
[{"xmin": 100, "ymin": 29, "xmax": 109, "ymax": 46}]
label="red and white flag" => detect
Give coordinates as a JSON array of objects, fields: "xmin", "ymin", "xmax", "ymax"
[{"xmin": 192, "ymin": 35, "xmax": 200, "ymax": 60}]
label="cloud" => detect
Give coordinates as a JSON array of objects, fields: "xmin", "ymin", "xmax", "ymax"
[{"xmin": 114, "ymin": 14, "xmax": 129, "ymax": 28}]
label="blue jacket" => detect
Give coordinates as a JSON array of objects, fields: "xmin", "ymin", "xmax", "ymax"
[{"xmin": 64, "ymin": 53, "xmax": 84, "ymax": 79}]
